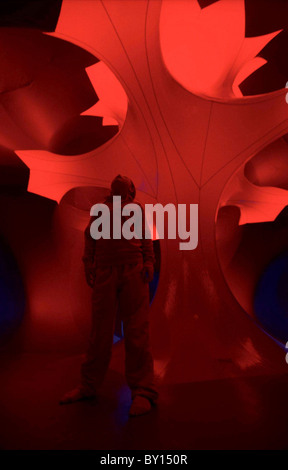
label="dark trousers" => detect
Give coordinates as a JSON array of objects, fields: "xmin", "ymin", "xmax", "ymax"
[{"xmin": 81, "ymin": 262, "xmax": 158, "ymax": 404}]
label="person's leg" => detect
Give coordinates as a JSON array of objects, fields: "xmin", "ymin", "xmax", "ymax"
[
  {"xmin": 81, "ymin": 265, "xmax": 118, "ymax": 393},
  {"xmin": 119, "ymin": 263, "xmax": 158, "ymax": 410},
  {"xmin": 60, "ymin": 265, "xmax": 118, "ymax": 404}
]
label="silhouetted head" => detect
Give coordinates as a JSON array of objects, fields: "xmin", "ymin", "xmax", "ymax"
[{"xmin": 110, "ymin": 175, "xmax": 136, "ymax": 201}]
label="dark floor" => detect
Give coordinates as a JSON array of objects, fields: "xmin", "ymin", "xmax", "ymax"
[{"xmin": 0, "ymin": 351, "xmax": 288, "ymax": 450}]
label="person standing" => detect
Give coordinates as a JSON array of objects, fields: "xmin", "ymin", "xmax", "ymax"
[{"xmin": 60, "ymin": 175, "xmax": 158, "ymax": 416}]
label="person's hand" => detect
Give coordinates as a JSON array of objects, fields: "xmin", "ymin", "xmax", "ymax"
[
  {"xmin": 84, "ymin": 264, "xmax": 96, "ymax": 287},
  {"xmin": 141, "ymin": 264, "xmax": 154, "ymax": 283}
]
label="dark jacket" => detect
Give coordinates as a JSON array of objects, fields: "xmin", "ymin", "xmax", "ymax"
[{"xmin": 82, "ymin": 197, "xmax": 155, "ymax": 268}]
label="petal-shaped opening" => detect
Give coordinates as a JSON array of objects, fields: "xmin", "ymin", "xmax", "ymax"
[
  {"xmin": 160, "ymin": 0, "xmax": 281, "ymax": 98},
  {"xmin": 0, "ymin": 29, "xmax": 127, "ymax": 155},
  {"xmin": 216, "ymin": 137, "xmax": 288, "ymax": 344}
]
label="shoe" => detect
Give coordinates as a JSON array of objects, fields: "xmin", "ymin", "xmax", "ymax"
[
  {"xmin": 129, "ymin": 396, "xmax": 152, "ymax": 417},
  {"xmin": 59, "ymin": 387, "xmax": 96, "ymax": 405}
]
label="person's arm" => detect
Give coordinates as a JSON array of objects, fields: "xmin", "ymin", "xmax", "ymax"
[
  {"xmin": 141, "ymin": 205, "xmax": 155, "ymax": 283},
  {"xmin": 82, "ymin": 216, "xmax": 97, "ymax": 287}
]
